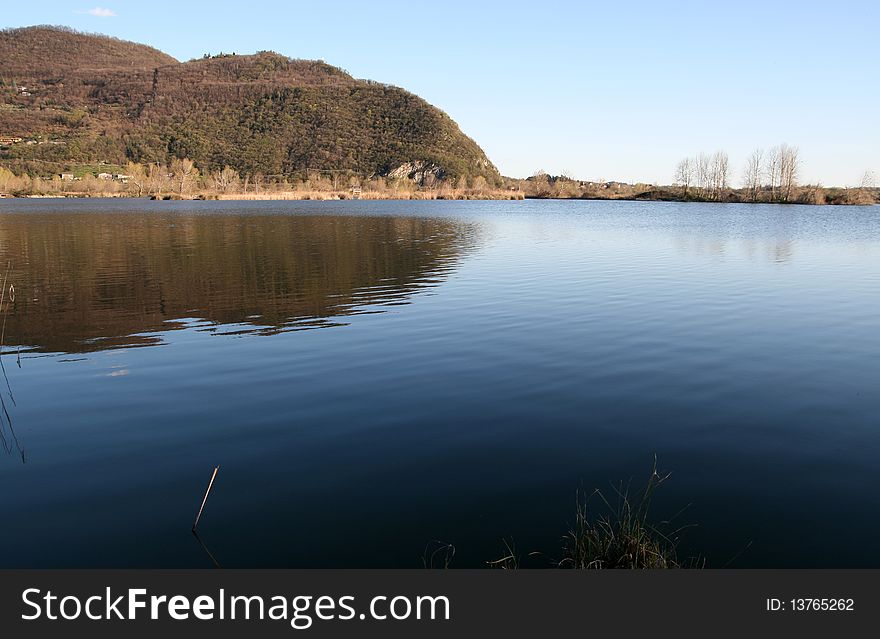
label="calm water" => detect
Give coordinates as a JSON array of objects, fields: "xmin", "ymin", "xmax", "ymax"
[{"xmin": 0, "ymin": 198, "xmax": 878, "ymax": 568}]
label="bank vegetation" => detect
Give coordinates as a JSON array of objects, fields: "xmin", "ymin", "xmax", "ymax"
[
  {"xmin": 0, "ymin": 161, "xmax": 522, "ymax": 200},
  {"xmin": 1, "ymin": 150, "xmax": 876, "ymax": 205},
  {"xmin": 512, "ymin": 144, "xmax": 877, "ymax": 205}
]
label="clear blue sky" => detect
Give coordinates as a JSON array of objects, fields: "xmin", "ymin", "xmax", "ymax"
[{"xmin": 3, "ymin": 1, "xmax": 878, "ymax": 185}]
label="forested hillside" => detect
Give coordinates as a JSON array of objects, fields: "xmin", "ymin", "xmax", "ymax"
[{"xmin": 0, "ymin": 26, "xmax": 498, "ymax": 184}]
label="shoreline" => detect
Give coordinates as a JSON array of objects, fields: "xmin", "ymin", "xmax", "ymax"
[
  {"xmin": 0, "ymin": 190, "xmax": 525, "ymax": 201},
  {"xmin": 1, "ymin": 191, "xmax": 875, "ymax": 205}
]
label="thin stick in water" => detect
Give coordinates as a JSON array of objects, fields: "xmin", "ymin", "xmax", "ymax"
[{"xmin": 192, "ymin": 465, "xmax": 220, "ymax": 532}]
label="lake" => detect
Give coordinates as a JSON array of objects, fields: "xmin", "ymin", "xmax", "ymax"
[{"xmin": 0, "ymin": 198, "xmax": 878, "ymax": 568}]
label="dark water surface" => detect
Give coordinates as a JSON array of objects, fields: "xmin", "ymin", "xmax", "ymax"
[{"xmin": 0, "ymin": 198, "xmax": 877, "ymax": 567}]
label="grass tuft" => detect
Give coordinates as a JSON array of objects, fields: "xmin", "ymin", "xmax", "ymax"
[
  {"xmin": 422, "ymin": 540, "xmax": 456, "ymax": 569},
  {"xmin": 559, "ymin": 458, "xmax": 699, "ymax": 569}
]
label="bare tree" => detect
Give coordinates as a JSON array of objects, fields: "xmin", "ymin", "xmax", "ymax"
[
  {"xmin": 846, "ymin": 170, "xmax": 878, "ymax": 205},
  {"xmin": 778, "ymin": 144, "xmax": 799, "ymax": 202},
  {"xmin": 674, "ymin": 157, "xmax": 693, "ymax": 197},
  {"xmin": 709, "ymin": 150, "xmax": 729, "ymax": 201},
  {"xmin": 695, "ymin": 153, "xmax": 711, "ymax": 199},
  {"xmin": 766, "ymin": 146, "xmax": 781, "ymax": 202},
  {"xmin": 764, "ymin": 144, "xmax": 799, "ymax": 202},
  {"xmin": 530, "ymin": 170, "xmax": 550, "ymax": 197},
  {"xmin": 0, "ymin": 167, "xmax": 14, "ymax": 193},
  {"xmin": 125, "ymin": 162, "xmax": 147, "ymax": 197},
  {"xmin": 147, "ymin": 162, "xmax": 170, "ymax": 198},
  {"xmin": 742, "ymin": 148, "xmax": 763, "ymax": 202},
  {"xmin": 211, "ymin": 166, "xmax": 239, "ymax": 193},
  {"xmin": 170, "ymin": 158, "xmax": 197, "ymax": 197}
]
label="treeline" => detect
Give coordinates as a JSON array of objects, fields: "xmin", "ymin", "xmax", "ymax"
[
  {"xmin": 675, "ymin": 150, "xmax": 732, "ymax": 202},
  {"xmin": 4, "ymin": 160, "xmax": 875, "ymax": 205},
  {"xmin": 503, "ymin": 161, "xmax": 877, "ymax": 205},
  {"xmin": 513, "ymin": 171, "xmax": 655, "ymax": 199},
  {"xmin": 675, "ymin": 145, "xmax": 799, "ymax": 203},
  {"xmin": 0, "ymin": 162, "xmax": 520, "ymax": 200},
  {"xmin": 674, "ymin": 144, "xmax": 877, "ymax": 205},
  {"xmin": 505, "ymin": 145, "xmax": 877, "ymax": 205}
]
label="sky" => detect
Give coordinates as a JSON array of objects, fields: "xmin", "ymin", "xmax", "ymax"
[{"xmin": 2, "ymin": 1, "xmax": 878, "ymax": 185}]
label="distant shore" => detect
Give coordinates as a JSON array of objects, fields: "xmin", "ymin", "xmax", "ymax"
[
  {"xmin": 2, "ymin": 189, "xmax": 876, "ymax": 205},
  {"xmin": 1, "ymin": 190, "xmax": 524, "ymax": 201},
  {"xmin": 3, "ymin": 157, "xmax": 877, "ymax": 205}
]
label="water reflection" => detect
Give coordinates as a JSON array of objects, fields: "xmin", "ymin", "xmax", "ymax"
[
  {"xmin": 0, "ymin": 213, "xmax": 477, "ymax": 354},
  {"xmin": 672, "ymin": 235, "xmax": 795, "ymax": 263}
]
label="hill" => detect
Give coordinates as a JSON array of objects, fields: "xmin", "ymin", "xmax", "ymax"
[
  {"xmin": 0, "ymin": 25, "xmax": 178, "ymax": 75},
  {"xmin": 0, "ymin": 26, "xmax": 498, "ymax": 184}
]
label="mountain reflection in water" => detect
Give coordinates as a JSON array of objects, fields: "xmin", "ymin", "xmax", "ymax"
[{"xmin": 0, "ymin": 212, "xmax": 478, "ymax": 354}]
